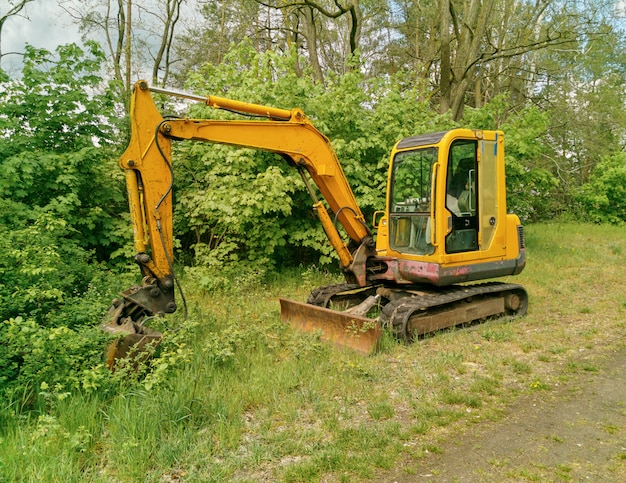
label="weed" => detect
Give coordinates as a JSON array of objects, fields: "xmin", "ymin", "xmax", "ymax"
[
  {"xmin": 529, "ymin": 379, "xmax": 551, "ymax": 391},
  {"xmin": 488, "ymin": 457, "xmax": 511, "ymax": 468},
  {"xmin": 423, "ymin": 444, "xmax": 442, "ymax": 454},
  {"xmin": 581, "ymin": 363, "xmax": 599, "ymax": 372},
  {"xmin": 481, "ymin": 327, "xmax": 514, "ymax": 342},
  {"xmin": 470, "ymin": 376, "xmax": 501, "ymax": 396},
  {"xmin": 505, "ymin": 358, "xmax": 533, "ymax": 375},
  {"xmin": 517, "ymin": 467, "xmax": 543, "ymax": 481},
  {"xmin": 549, "ymin": 346, "xmax": 567, "ymax": 355},
  {"xmin": 367, "ymin": 400, "xmax": 395, "ymax": 420},
  {"xmin": 548, "ymin": 434, "xmax": 565, "ymax": 443},
  {"xmin": 555, "ymin": 463, "xmax": 573, "ymax": 479}
]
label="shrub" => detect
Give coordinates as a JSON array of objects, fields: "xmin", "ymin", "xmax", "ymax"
[{"xmin": 577, "ymin": 153, "xmax": 626, "ymax": 224}]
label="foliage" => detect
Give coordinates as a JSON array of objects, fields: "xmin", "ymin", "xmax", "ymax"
[
  {"xmin": 0, "ymin": 146, "xmax": 127, "ymax": 258},
  {"xmin": 0, "ymin": 305, "xmax": 196, "ymax": 420},
  {"xmin": 499, "ymin": 106, "xmax": 560, "ymax": 221},
  {"xmin": 0, "ymin": 42, "xmax": 136, "ymax": 414},
  {"xmin": 0, "ymin": 212, "xmax": 97, "ymax": 323},
  {"xmin": 0, "ymin": 42, "xmax": 130, "ymax": 323},
  {"xmin": 0, "ymin": 42, "xmax": 117, "ymax": 152},
  {"xmin": 178, "ymin": 44, "xmax": 455, "ymax": 272},
  {"xmin": 0, "ymin": 316, "xmax": 112, "ymax": 412},
  {"xmin": 536, "ymin": 20, "xmax": 626, "ymax": 189},
  {"xmin": 577, "ymin": 153, "xmax": 626, "ymax": 224}
]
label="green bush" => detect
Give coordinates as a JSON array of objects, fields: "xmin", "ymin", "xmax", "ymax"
[
  {"xmin": 0, "ymin": 316, "xmax": 112, "ymax": 413},
  {"xmin": 577, "ymin": 153, "xmax": 626, "ymax": 224},
  {"xmin": 0, "ymin": 42, "xmax": 131, "ymax": 323},
  {"xmin": 0, "ymin": 42, "xmax": 135, "ymax": 414}
]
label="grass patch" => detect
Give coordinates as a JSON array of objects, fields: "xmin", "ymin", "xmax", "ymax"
[{"xmin": 2, "ymin": 223, "xmax": 626, "ymax": 481}]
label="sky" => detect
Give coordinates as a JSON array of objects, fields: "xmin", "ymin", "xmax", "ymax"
[{"xmin": 1, "ymin": 1, "xmax": 82, "ymax": 73}]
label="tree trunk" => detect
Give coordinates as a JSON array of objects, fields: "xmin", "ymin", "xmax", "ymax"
[
  {"xmin": 124, "ymin": 0, "xmax": 132, "ymax": 108},
  {"xmin": 441, "ymin": 0, "xmax": 495, "ymax": 120},
  {"xmin": 302, "ymin": 6, "xmax": 324, "ymax": 81},
  {"xmin": 152, "ymin": 0, "xmax": 183, "ymax": 86},
  {"xmin": 439, "ymin": 0, "xmax": 451, "ymax": 114}
]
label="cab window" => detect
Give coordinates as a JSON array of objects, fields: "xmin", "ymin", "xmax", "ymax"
[
  {"xmin": 389, "ymin": 148, "xmax": 437, "ymax": 255},
  {"xmin": 445, "ymin": 140, "xmax": 478, "ymax": 253}
]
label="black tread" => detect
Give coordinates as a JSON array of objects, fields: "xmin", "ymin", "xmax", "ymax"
[
  {"xmin": 380, "ymin": 282, "xmax": 528, "ymax": 341},
  {"xmin": 306, "ymin": 283, "xmax": 360, "ymax": 307}
]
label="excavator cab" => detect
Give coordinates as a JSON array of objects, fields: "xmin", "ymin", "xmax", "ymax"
[
  {"xmin": 288, "ymin": 129, "xmax": 526, "ymax": 350},
  {"xmin": 375, "ymin": 129, "xmax": 525, "ymax": 286}
]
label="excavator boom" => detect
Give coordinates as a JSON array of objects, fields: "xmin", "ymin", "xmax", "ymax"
[{"xmin": 104, "ymin": 81, "xmax": 380, "ymax": 363}]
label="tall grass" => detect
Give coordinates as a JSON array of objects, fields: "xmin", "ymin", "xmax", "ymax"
[{"xmin": 1, "ymin": 223, "xmax": 625, "ymax": 481}]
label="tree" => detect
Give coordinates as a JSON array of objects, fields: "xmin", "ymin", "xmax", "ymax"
[
  {"xmin": 149, "ymin": 0, "xmax": 185, "ymax": 86},
  {"xmin": 173, "ymin": 0, "xmax": 262, "ymax": 77},
  {"xmin": 0, "ymin": 42, "xmax": 128, "ymax": 323},
  {"xmin": 536, "ymin": 19, "xmax": 626, "ymax": 189},
  {"xmin": 250, "ymin": 0, "xmax": 368, "ymax": 80},
  {"xmin": 60, "ymin": 0, "xmax": 187, "ymax": 107},
  {"xmin": 578, "ymin": 153, "xmax": 626, "ymax": 224},
  {"xmin": 387, "ymin": 0, "xmax": 612, "ymax": 120}
]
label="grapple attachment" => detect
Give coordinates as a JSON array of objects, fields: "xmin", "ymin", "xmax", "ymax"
[{"xmin": 279, "ymin": 298, "xmax": 382, "ymax": 355}]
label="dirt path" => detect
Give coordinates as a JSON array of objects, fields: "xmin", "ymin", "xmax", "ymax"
[{"xmin": 390, "ymin": 348, "xmax": 626, "ymax": 482}]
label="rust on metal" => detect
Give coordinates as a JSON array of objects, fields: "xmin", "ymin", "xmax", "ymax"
[{"xmin": 279, "ymin": 298, "xmax": 382, "ymax": 355}]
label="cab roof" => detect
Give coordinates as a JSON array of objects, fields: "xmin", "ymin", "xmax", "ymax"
[{"xmin": 396, "ymin": 131, "xmax": 448, "ymax": 150}]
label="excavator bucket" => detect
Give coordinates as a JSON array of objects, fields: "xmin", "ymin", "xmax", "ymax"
[
  {"xmin": 103, "ymin": 319, "xmax": 162, "ymax": 369},
  {"xmin": 279, "ymin": 298, "xmax": 382, "ymax": 355},
  {"xmin": 102, "ymin": 300, "xmax": 162, "ymax": 369}
]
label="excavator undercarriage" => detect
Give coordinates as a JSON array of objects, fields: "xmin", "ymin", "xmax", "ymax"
[{"xmin": 280, "ymin": 281, "xmax": 528, "ymax": 355}]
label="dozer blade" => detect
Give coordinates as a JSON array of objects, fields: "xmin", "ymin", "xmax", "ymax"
[{"xmin": 279, "ymin": 298, "xmax": 382, "ymax": 355}]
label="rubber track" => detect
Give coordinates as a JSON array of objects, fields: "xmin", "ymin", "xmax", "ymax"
[
  {"xmin": 306, "ymin": 283, "xmax": 360, "ymax": 307},
  {"xmin": 380, "ymin": 282, "xmax": 528, "ymax": 339}
]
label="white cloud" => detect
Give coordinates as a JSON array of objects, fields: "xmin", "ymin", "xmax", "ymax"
[{"xmin": 2, "ymin": 1, "xmax": 82, "ymax": 72}]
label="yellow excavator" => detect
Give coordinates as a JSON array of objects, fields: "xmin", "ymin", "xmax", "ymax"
[{"xmin": 104, "ymin": 80, "xmax": 527, "ymax": 363}]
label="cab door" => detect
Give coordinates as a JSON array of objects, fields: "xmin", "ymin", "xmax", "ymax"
[
  {"xmin": 445, "ymin": 140, "xmax": 478, "ymax": 253},
  {"xmin": 388, "ymin": 147, "xmax": 438, "ymax": 256},
  {"xmin": 444, "ymin": 136, "xmax": 504, "ymax": 256}
]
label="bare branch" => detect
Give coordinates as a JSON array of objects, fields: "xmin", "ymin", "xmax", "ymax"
[{"xmin": 0, "ymin": 0, "xmax": 35, "ymax": 59}]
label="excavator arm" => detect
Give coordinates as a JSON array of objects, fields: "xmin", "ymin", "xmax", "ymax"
[{"xmin": 105, "ymin": 81, "xmax": 375, "ymax": 336}]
